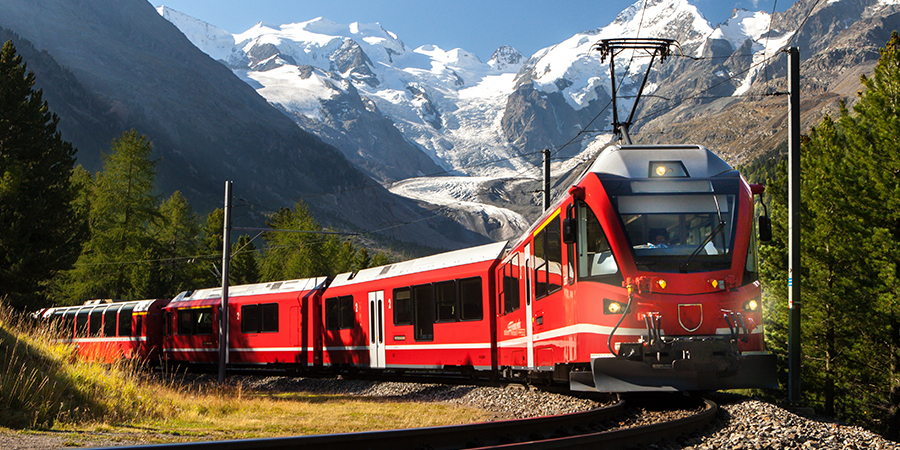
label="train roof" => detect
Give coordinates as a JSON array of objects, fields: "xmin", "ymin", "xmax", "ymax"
[
  {"xmin": 588, "ymin": 144, "xmax": 734, "ymax": 179},
  {"xmin": 330, "ymin": 241, "xmax": 508, "ymax": 288},
  {"xmin": 41, "ymin": 298, "xmax": 165, "ymax": 318},
  {"xmin": 171, "ymin": 277, "xmax": 328, "ymax": 303}
]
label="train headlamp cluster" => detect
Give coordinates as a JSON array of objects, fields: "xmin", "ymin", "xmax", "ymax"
[
  {"xmin": 649, "ymin": 161, "xmax": 689, "ymax": 178},
  {"xmin": 743, "ymin": 298, "xmax": 760, "ymax": 312}
]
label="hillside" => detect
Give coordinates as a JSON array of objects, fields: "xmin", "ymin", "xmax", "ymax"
[{"xmin": 0, "ymin": 0, "xmax": 489, "ymax": 251}]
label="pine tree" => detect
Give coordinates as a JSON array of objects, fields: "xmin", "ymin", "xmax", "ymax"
[
  {"xmin": 801, "ymin": 116, "xmax": 877, "ymax": 418},
  {"xmin": 0, "ymin": 40, "xmax": 82, "ymax": 310},
  {"xmin": 839, "ymin": 31, "xmax": 900, "ymax": 438}
]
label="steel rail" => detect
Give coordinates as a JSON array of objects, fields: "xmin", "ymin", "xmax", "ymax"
[{"xmin": 87, "ymin": 398, "xmax": 717, "ymax": 450}]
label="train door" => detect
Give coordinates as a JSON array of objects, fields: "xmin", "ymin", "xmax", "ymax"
[
  {"xmin": 368, "ymin": 291, "xmax": 386, "ymax": 369},
  {"xmin": 524, "ymin": 243, "xmax": 534, "ymax": 368}
]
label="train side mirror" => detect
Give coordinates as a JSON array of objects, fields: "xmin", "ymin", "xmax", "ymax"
[
  {"xmin": 563, "ymin": 217, "xmax": 576, "ymax": 244},
  {"xmin": 758, "ymin": 216, "xmax": 772, "ymax": 242}
]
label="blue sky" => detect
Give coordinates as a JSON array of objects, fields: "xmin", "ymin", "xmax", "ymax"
[{"xmin": 152, "ymin": 0, "xmax": 798, "ymax": 61}]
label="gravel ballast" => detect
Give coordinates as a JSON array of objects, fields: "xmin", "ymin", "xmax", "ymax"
[{"xmin": 1, "ymin": 375, "xmax": 898, "ymax": 449}]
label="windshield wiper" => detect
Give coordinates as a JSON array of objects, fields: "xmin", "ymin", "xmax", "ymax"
[
  {"xmin": 679, "ymin": 220, "xmax": 725, "ymax": 272},
  {"xmin": 679, "ymin": 196, "xmax": 725, "ymax": 273}
]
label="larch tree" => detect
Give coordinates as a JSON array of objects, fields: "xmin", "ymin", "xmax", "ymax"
[{"xmin": 62, "ymin": 130, "xmax": 161, "ymax": 302}]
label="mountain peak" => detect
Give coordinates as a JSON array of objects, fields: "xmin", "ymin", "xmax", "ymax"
[{"xmin": 488, "ymin": 45, "xmax": 525, "ymax": 72}]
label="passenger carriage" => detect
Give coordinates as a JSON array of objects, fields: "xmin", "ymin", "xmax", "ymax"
[
  {"xmin": 163, "ymin": 277, "xmax": 327, "ymax": 367},
  {"xmin": 40, "ymin": 298, "xmax": 169, "ymax": 364},
  {"xmin": 324, "ymin": 241, "xmax": 506, "ymax": 374}
]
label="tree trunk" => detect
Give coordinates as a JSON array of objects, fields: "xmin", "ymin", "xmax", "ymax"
[{"xmin": 887, "ymin": 314, "xmax": 900, "ymax": 440}]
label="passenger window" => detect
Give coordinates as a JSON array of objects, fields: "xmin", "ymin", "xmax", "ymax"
[
  {"xmin": 261, "ymin": 303, "xmax": 279, "ymax": 332},
  {"xmin": 195, "ymin": 308, "xmax": 213, "ymax": 335},
  {"xmin": 459, "ymin": 277, "xmax": 483, "ymax": 321},
  {"xmin": 176, "ymin": 308, "xmax": 213, "ymax": 335},
  {"xmin": 413, "ymin": 284, "xmax": 434, "ymax": 341},
  {"xmin": 393, "ymin": 288, "xmax": 412, "ymax": 325},
  {"xmin": 241, "ymin": 303, "xmax": 279, "ymax": 333},
  {"xmin": 75, "ymin": 310, "xmax": 89, "ymax": 337},
  {"xmin": 502, "ymin": 254, "xmax": 520, "ymax": 314},
  {"xmin": 577, "ymin": 201, "xmax": 622, "ymax": 285},
  {"xmin": 119, "ymin": 305, "xmax": 134, "ymax": 337},
  {"xmin": 534, "ymin": 215, "xmax": 563, "ymax": 299},
  {"xmin": 325, "ymin": 296, "xmax": 355, "ymax": 330},
  {"xmin": 89, "ymin": 308, "xmax": 103, "ymax": 337},
  {"xmin": 104, "ymin": 305, "xmax": 119, "ymax": 337},
  {"xmin": 434, "ymin": 281, "xmax": 457, "ymax": 322},
  {"xmin": 241, "ymin": 304, "xmax": 260, "ymax": 333}
]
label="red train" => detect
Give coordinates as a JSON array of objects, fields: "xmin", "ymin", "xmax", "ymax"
[{"xmin": 38, "ymin": 144, "xmax": 778, "ymax": 392}]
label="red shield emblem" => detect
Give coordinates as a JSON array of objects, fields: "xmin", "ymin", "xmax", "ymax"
[{"xmin": 678, "ymin": 304, "xmax": 703, "ymax": 332}]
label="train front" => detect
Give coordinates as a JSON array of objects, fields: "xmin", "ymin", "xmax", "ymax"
[{"xmin": 570, "ymin": 144, "xmax": 778, "ymax": 392}]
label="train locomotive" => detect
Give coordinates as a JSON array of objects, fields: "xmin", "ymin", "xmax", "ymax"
[{"xmin": 37, "ymin": 143, "xmax": 778, "ymax": 393}]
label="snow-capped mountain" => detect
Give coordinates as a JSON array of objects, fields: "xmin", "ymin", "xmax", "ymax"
[{"xmin": 156, "ymin": 0, "xmax": 900, "ymax": 242}]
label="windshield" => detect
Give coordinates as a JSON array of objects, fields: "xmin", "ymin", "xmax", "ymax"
[{"xmin": 606, "ymin": 179, "xmax": 739, "ymax": 273}]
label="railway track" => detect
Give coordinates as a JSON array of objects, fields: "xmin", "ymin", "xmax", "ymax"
[{"xmin": 91, "ymin": 395, "xmax": 717, "ymax": 450}]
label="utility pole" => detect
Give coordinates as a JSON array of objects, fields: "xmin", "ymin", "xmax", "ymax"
[
  {"xmin": 787, "ymin": 47, "xmax": 803, "ymax": 405},
  {"xmin": 542, "ymin": 149, "xmax": 551, "ymax": 211},
  {"xmin": 218, "ymin": 181, "xmax": 232, "ymax": 385}
]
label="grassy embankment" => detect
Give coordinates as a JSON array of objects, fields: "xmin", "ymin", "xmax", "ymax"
[{"xmin": 0, "ymin": 304, "xmax": 488, "ymax": 443}]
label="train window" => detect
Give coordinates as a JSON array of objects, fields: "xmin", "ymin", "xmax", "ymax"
[
  {"xmin": 534, "ymin": 215, "xmax": 563, "ymax": 300},
  {"xmin": 52, "ymin": 310, "xmax": 66, "ymax": 337},
  {"xmin": 393, "ymin": 288, "xmax": 412, "ymax": 325},
  {"xmin": 241, "ymin": 304, "xmax": 260, "ymax": 333},
  {"xmin": 434, "ymin": 281, "xmax": 457, "ymax": 322},
  {"xmin": 195, "ymin": 308, "xmax": 213, "ymax": 335},
  {"xmin": 89, "ymin": 308, "xmax": 103, "ymax": 337},
  {"xmin": 413, "ymin": 284, "xmax": 434, "ymax": 341},
  {"xmin": 135, "ymin": 315, "xmax": 143, "ymax": 335},
  {"xmin": 176, "ymin": 308, "xmax": 213, "ymax": 335},
  {"xmin": 119, "ymin": 305, "xmax": 134, "ymax": 337},
  {"xmin": 75, "ymin": 310, "xmax": 89, "ymax": 337},
  {"xmin": 743, "ymin": 223, "xmax": 760, "ymax": 286},
  {"xmin": 459, "ymin": 277, "xmax": 483, "ymax": 321},
  {"xmin": 242, "ymin": 303, "xmax": 279, "ymax": 333},
  {"xmin": 178, "ymin": 310, "xmax": 193, "ymax": 335},
  {"xmin": 63, "ymin": 310, "xmax": 76, "ymax": 338},
  {"xmin": 339, "ymin": 297, "xmax": 354, "ymax": 330},
  {"xmin": 262, "ymin": 303, "xmax": 278, "ymax": 332},
  {"xmin": 576, "ymin": 201, "xmax": 623, "ymax": 285},
  {"xmin": 502, "ymin": 255, "xmax": 520, "ymax": 314},
  {"xmin": 104, "ymin": 305, "xmax": 120, "ymax": 337},
  {"xmin": 325, "ymin": 296, "xmax": 355, "ymax": 330},
  {"xmin": 609, "ymin": 178, "xmax": 740, "ymax": 273}
]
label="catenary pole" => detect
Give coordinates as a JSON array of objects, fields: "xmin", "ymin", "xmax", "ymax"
[
  {"xmin": 787, "ymin": 47, "xmax": 802, "ymax": 405},
  {"xmin": 218, "ymin": 181, "xmax": 232, "ymax": 385},
  {"xmin": 542, "ymin": 149, "xmax": 551, "ymax": 211}
]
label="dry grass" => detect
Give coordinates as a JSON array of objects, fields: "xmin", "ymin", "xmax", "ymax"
[{"xmin": 0, "ymin": 303, "xmax": 488, "ymax": 443}]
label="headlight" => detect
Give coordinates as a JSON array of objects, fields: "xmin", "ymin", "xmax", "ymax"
[
  {"xmin": 604, "ymin": 299, "xmax": 627, "ymax": 315},
  {"xmin": 743, "ymin": 299, "xmax": 760, "ymax": 311}
]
